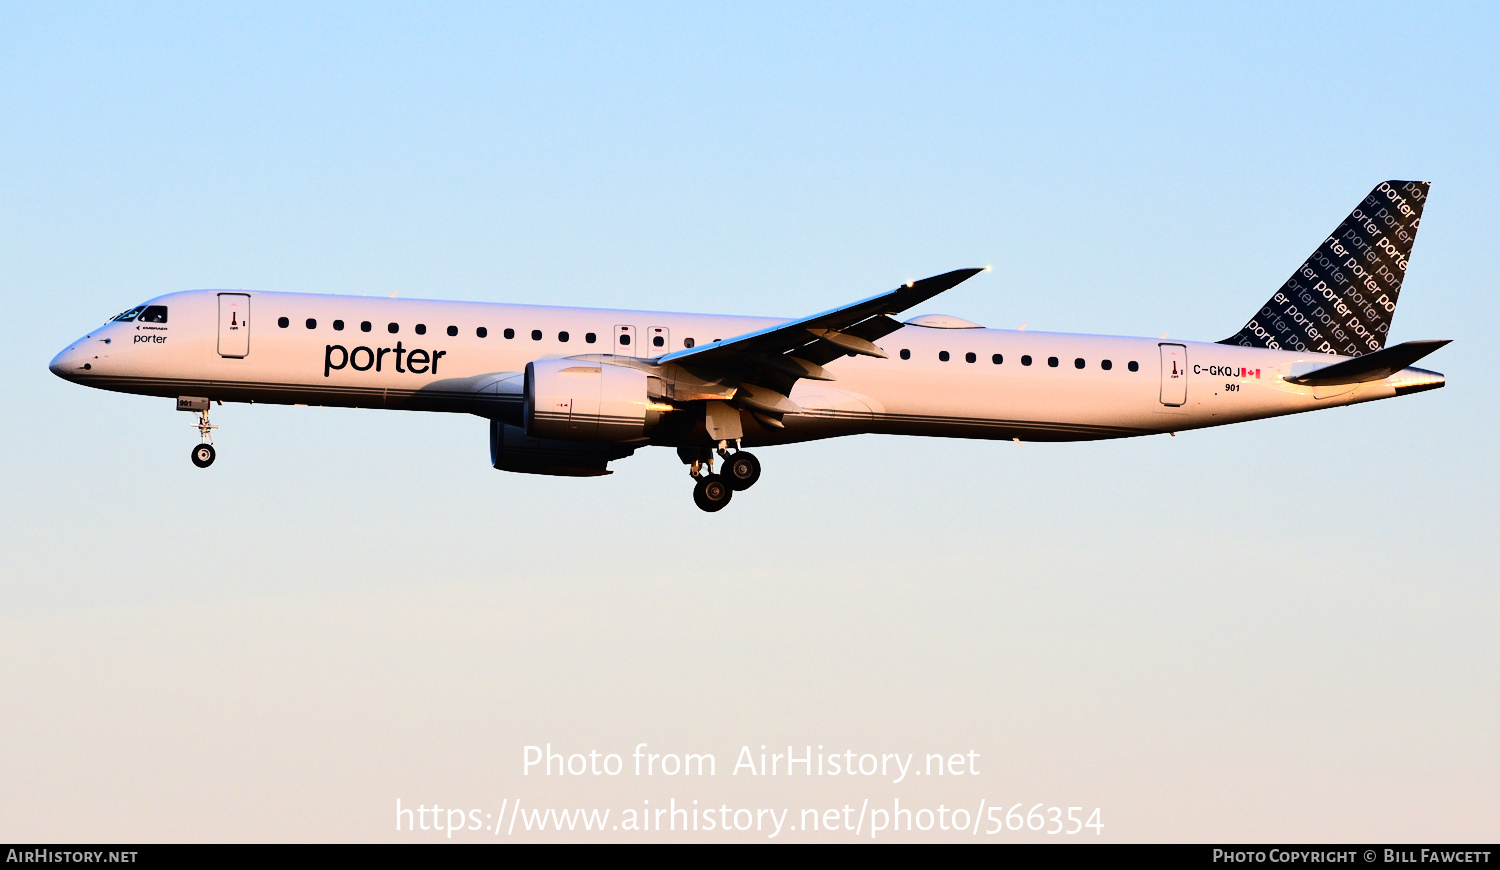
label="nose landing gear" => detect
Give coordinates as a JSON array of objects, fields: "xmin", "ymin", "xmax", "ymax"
[
  {"xmin": 191, "ymin": 442, "xmax": 217, "ymax": 468},
  {"xmin": 179, "ymin": 397, "xmax": 218, "ymax": 468},
  {"xmin": 683, "ymin": 441, "xmax": 761, "ymax": 512}
]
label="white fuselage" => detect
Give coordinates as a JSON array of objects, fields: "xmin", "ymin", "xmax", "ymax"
[{"xmin": 49, "ymin": 289, "xmax": 1442, "ymax": 446}]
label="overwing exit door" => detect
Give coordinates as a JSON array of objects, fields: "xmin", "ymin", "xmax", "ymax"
[
  {"xmin": 218, "ymin": 293, "xmax": 251, "ymax": 358},
  {"xmin": 1159, "ymin": 343, "xmax": 1187, "ymax": 406},
  {"xmin": 614, "ymin": 325, "xmax": 638, "ymax": 356},
  {"xmin": 646, "ymin": 326, "xmax": 670, "ymax": 357}
]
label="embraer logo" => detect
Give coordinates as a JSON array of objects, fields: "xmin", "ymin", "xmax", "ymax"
[
  {"xmin": 1193, "ymin": 365, "xmax": 1261, "ymax": 378},
  {"xmin": 324, "ymin": 342, "xmax": 447, "ymax": 377}
]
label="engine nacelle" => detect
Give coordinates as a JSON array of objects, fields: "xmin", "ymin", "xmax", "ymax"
[
  {"xmin": 524, "ymin": 360, "xmax": 663, "ymax": 442},
  {"xmin": 490, "ymin": 420, "xmax": 635, "ymax": 477}
]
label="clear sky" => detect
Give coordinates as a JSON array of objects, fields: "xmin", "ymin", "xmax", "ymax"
[{"xmin": 1, "ymin": 1, "xmax": 1495, "ymax": 842}]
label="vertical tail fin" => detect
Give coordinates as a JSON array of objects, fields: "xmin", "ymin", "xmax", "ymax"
[{"xmin": 1220, "ymin": 180, "xmax": 1430, "ymax": 357}]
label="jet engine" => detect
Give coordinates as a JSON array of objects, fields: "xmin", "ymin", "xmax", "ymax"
[
  {"xmin": 490, "ymin": 420, "xmax": 636, "ymax": 477},
  {"xmin": 523, "ymin": 360, "xmax": 665, "ymax": 442}
]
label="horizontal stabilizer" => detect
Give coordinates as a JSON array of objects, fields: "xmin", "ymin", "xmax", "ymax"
[{"xmin": 1284, "ymin": 339, "xmax": 1450, "ymax": 386}]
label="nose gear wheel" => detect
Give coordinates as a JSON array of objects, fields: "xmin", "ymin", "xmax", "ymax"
[{"xmin": 188, "ymin": 407, "xmax": 218, "ymax": 467}]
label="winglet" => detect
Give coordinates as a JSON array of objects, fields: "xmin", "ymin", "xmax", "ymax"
[{"xmin": 881, "ymin": 268, "xmax": 985, "ymax": 315}]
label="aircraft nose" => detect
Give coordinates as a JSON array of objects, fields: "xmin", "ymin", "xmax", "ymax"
[{"xmin": 49, "ymin": 345, "xmax": 80, "ymax": 379}]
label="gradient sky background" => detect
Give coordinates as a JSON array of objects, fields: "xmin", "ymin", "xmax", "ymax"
[{"xmin": 2, "ymin": 2, "xmax": 1496, "ymax": 842}]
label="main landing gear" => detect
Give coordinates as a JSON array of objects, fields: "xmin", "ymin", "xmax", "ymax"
[
  {"xmin": 692, "ymin": 474, "xmax": 732, "ymax": 512},
  {"xmin": 685, "ymin": 441, "xmax": 761, "ymax": 512},
  {"xmin": 723, "ymin": 450, "xmax": 761, "ymax": 490}
]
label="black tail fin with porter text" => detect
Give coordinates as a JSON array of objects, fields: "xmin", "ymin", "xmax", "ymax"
[{"xmin": 1220, "ymin": 180, "xmax": 1429, "ymax": 357}]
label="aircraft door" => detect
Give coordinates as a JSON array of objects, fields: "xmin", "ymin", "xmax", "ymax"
[
  {"xmin": 614, "ymin": 325, "xmax": 638, "ymax": 357},
  {"xmin": 1159, "ymin": 343, "xmax": 1187, "ymax": 406},
  {"xmin": 218, "ymin": 293, "xmax": 251, "ymax": 358},
  {"xmin": 646, "ymin": 326, "xmax": 670, "ymax": 357}
]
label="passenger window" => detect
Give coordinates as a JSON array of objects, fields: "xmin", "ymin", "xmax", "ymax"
[
  {"xmin": 447, "ymin": 325, "xmax": 457, "ymax": 336},
  {"xmin": 277, "ymin": 317, "xmax": 289, "ymax": 328},
  {"xmin": 939, "ymin": 351, "xmax": 950, "ymax": 362},
  {"xmin": 139, "ymin": 306, "xmax": 168, "ymax": 324},
  {"xmin": 587, "ymin": 333, "xmax": 598, "ymax": 344},
  {"xmin": 504, "ymin": 328, "xmax": 515, "ymax": 339},
  {"xmin": 333, "ymin": 320, "xmax": 345, "ymax": 331},
  {"xmin": 415, "ymin": 324, "xmax": 427, "ymax": 335},
  {"xmin": 559, "ymin": 331, "xmax": 570, "ymax": 342},
  {"xmin": 965, "ymin": 352, "xmax": 976, "ymax": 363},
  {"xmin": 388, "ymin": 323, "xmax": 399, "ymax": 334},
  {"xmin": 1074, "ymin": 358, "xmax": 1084, "ymax": 369},
  {"xmin": 1128, "ymin": 361, "xmax": 1139, "ymax": 372},
  {"xmin": 653, "ymin": 335, "xmax": 665, "ymax": 347},
  {"xmin": 531, "ymin": 329, "xmax": 543, "ymax": 341},
  {"xmin": 683, "ymin": 337, "xmax": 694, "ymax": 348},
  {"xmin": 477, "ymin": 327, "xmax": 488, "ymax": 338},
  {"xmin": 1101, "ymin": 359, "xmax": 1112, "ymax": 370},
  {"xmin": 620, "ymin": 334, "xmax": 631, "ymax": 346},
  {"xmin": 900, "ymin": 349, "xmax": 910, "ymax": 360},
  {"xmin": 361, "ymin": 321, "xmax": 372, "ymax": 332},
  {"xmin": 112, "ymin": 305, "xmax": 146, "ymax": 322},
  {"xmin": 992, "ymin": 353, "xmax": 1003, "ymax": 364},
  {"xmin": 1048, "ymin": 357, "xmax": 1059, "ymax": 367},
  {"xmin": 306, "ymin": 318, "xmax": 317, "ymax": 329},
  {"xmin": 1021, "ymin": 355, "xmax": 1032, "ymax": 366}
]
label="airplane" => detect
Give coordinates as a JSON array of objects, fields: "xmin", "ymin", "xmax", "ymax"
[{"xmin": 49, "ymin": 180, "xmax": 1448, "ymax": 512}]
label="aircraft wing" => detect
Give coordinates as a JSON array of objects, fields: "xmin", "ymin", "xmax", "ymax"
[
  {"xmin": 660, "ymin": 265, "xmax": 980, "ymax": 369},
  {"xmin": 646, "ymin": 268, "xmax": 984, "ymax": 420}
]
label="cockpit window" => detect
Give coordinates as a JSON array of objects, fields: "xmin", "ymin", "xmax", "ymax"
[
  {"xmin": 139, "ymin": 306, "xmax": 168, "ymax": 324},
  {"xmin": 112, "ymin": 305, "xmax": 146, "ymax": 322}
]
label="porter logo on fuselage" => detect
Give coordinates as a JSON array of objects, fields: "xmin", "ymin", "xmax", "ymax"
[{"xmin": 324, "ymin": 342, "xmax": 447, "ymax": 377}]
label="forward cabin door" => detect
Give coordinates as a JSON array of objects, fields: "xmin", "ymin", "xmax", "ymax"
[
  {"xmin": 218, "ymin": 293, "xmax": 251, "ymax": 358},
  {"xmin": 1159, "ymin": 343, "xmax": 1187, "ymax": 406},
  {"xmin": 614, "ymin": 325, "xmax": 638, "ymax": 357},
  {"xmin": 646, "ymin": 326, "xmax": 670, "ymax": 357}
]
